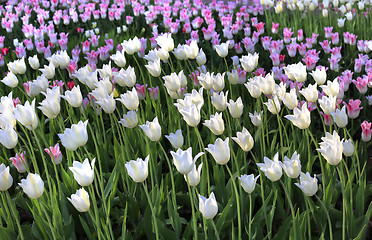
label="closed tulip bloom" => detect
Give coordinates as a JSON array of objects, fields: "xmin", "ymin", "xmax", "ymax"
[
  {"xmin": 280, "ymin": 152, "xmax": 301, "ymax": 178},
  {"xmin": 215, "ymin": 42, "xmax": 229, "ymax": 58},
  {"xmin": 0, "ymin": 109, "xmax": 16, "ymax": 129},
  {"xmin": 125, "ymin": 155, "xmax": 149, "ymax": 183},
  {"xmin": 165, "ymin": 129, "xmax": 184, "ymax": 149},
  {"xmin": 238, "ymin": 174, "xmax": 259, "ymax": 194},
  {"xmin": 156, "ymin": 33, "xmax": 174, "ymax": 52},
  {"xmin": 0, "ymin": 164, "xmax": 13, "ymax": 191},
  {"xmin": 163, "ymin": 73, "xmax": 181, "ymax": 92},
  {"xmin": 44, "ymin": 143, "xmax": 63, "ymax": 165},
  {"xmin": 61, "ymin": 85, "xmax": 82, "ymax": 108},
  {"xmin": 256, "ymin": 153, "xmax": 282, "ymax": 182},
  {"xmin": 145, "ymin": 59, "xmax": 161, "ymax": 77},
  {"xmin": 68, "ymin": 188, "xmax": 90, "ymax": 212},
  {"xmin": 331, "ymin": 106, "xmax": 348, "ymax": 128},
  {"xmin": 58, "ymin": 120, "xmax": 89, "ymax": 151},
  {"xmin": 197, "ymin": 72, "xmax": 214, "ymax": 90},
  {"xmin": 156, "ymin": 48, "xmax": 169, "ymax": 61},
  {"xmin": 122, "ymin": 37, "xmax": 141, "ymax": 54},
  {"xmin": 96, "ymin": 93, "xmax": 116, "ymax": 114},
  {"xmin": 318, "ymin": 95, "xmax": 336, "ymax": 115},
  {"xmin": 0, "ymin": 124, "xmax": 18, "ymax": 149},
  {"xmin": 196, "ymin": 48, "xmax": 206, "ymax": 65},
  {"xmin": 249, "ymin": 111, "xmax": 262, "ymax": 126},
  {"xmin": 19, "ymin": 173, "xmax": 44, "ymax": 199},
  {"xmin": 259, "ymin": 73, "xmax": 275, "ymax": 95},
  {"xmin": 173, "ymin": 44, "xmax": 187, "ymax": 60},
  {"xmin": 317, "ymin": 130, "xmax": 343, "ymax": 165},
  {"xmin": 285, "ymin": 103, "xmax": 311, "ymax": 129},
  {"xmin": 310, "ymin": 67, "xmax": 327, "ymax": 85},
  {"xmin": 185, "ymin": 40, "xmax": 199, "ymax": 59},
  {"xmin": 274, "ymin": 82, "xmax": 287, "ymax": 98},
  {"xmin": 9, "ymin": 152, "xmax": 27, "ymax": 173},
  {"xmin": 179, "ymin": 105, "xmax": 201, "ymax": 127},
  {"xmin": 299, "ymin": 83, "xmax": 318, "ymax": 102},
  {"xmin": 170, "ymin": 147, "xmax": 204, "ymax": 175},
  {"xmin": 293, "ymin": 62, "xmax": 307, "ymax": 82},
  {"xmin": 232, "ymin": 127, "xmax": 254, "ymax": 152},
  {"xmin": 117, "ymin": 88, "xmax": 139, "ymax": 111},
  {"xmin": 14, "ymin": 99, "xmax": 38, "ymax": 129},
  {"xmin": 212, "ymin": 73, "xmax": 225, "ymax": 92},
  {"xmin": 244, "ymin": 80, "xmax": 262, "ymax": 98},
  {"xmin": 295, "ymin": 172, "xmax": 318, "ymax": 196},
  {"xmin": 321, "ymin": 79, "xmax": 339, "ymax": 97},
  {"xmin": 110, "ymin": 49, "xmax": 126, "ymax": 68},
  {"xmin": 8, "ymin": 57, "xmax": 27, "ymax": 74},
  {"xmin": 119, "ymin": 111, "xmax": 138, "ymax": 128},
  {"xmin": 39, "ymin": 63, "xmax": 56, "ymax": 79},
  {"xmin": 38, "ymin": 87, "xmax": 61, "ymax": 119},
  {"xmin": 199, "ymin": 192, "xmax": 218, "ymax": 219},
  {"xmin": 227, "ymin": 97, "xmax": 244, "ymax": 119},
  {"xmin": 1, "ymin": 72, "xmax": 18, "ymax": 88},
  {"xmin": 56, "ymin": 50, "xmax": 70, "ymax": 68},
  {"xmin": 205, "ymin": 138, "xmax": 230, "ymax": 165},
  {"xmin": 140, "ymin": 117, "xmax": 162, "ymax": 142},
  {"xmin": 184, "ymin": 163, "xmax": 203, "ymax": 187},
  {"xmin": 113, "ymin": 66, "xmax": 136, "ymax": 88},
  {"xmin": 69, "ymin": 158, "xmax": 95, "ymax": 186},
  {"xmin": 264, "ymin": 96, "xmax": 281, "ymax": 115},
  {"xmin": 240, "ymin": 53, "xmax": 259, "ymax": 72},
  {"xmin": 203, "ymin": 113, "xmax": 225, "ymax": 135},
  {"xmin": 343, "ymin": 139, "xmax": 354, "ymax": 157},
  {"xmin": 281, "ymin": 88, "xmax": 298, "ymax": 110},
  {"xmin": 211, "ymin": 91, "xmax": 228, "ymax": 111}
]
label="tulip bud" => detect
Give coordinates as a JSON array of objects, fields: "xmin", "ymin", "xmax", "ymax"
[
  {"xmin": 69, "ymin": 158, "xmax": 95, "ymax": 186},
  {"xmin": 215, "ymin": 42, "xmax": 229, "ymax": 58},
  {"xmin": 14, "ymin": 99, "xmax": 38, "ymax": 130},
  {"xmin": 68, "ymin": 188, "xmax": 90, "ymax": 212},
  {"xmin": 19, "ymin": 173, "xmax": 44, "ymax": 199},
  {"xmin": 316, "ymin": 131, "xmax": 343, "ymax": 165},
  {"xmin": 300, "ymin": 83, "xmax": 318, "ymax": 103},
  {"xmin": 0, "ymin": 164, "xmax": 13, "ymax": 191},
  {"xmin": 264, "ymin": 96, "xmax": 281, "ymax": 115},
  {"xmin": 232, "ymin": 127, "xmax": 254, "ymax": 152},
  {"xmin": 1, "ymin": 72, "xmax": 18, "ymax": 88},
  {"xmin": 58, "ymin": 120, "xmax": 89, "ymax": 151},
  {"xmin": 184, "ymin": 163, "xmax": 203, "ymax": 187},
  {"xmin": 0, "ymin": 124, "xmax": 18, "ymax": 149},
  {"xmin": 39, "ymin": 62, "xmax": 56, "ymax": 79},
  {"xmin": 256, "ymin": 153, "xmax": 282, "ymax": 182},
  {"xmin": 203, "ymin": 112, "xmax": 225, "ymax": 135},
  {"xmin": 227, "ymin": 97, "xmax": 244, "ymax": 119},
  {"xmin": 295, "ymin": 172, "xmax": 318, "ymax": 196},
  {"xmin": 331, "ymin": 106, "xmax": 348, "ymax": 128},
  {"xmin": 117, "ymin": 88, "xmax": 139, "ymax": 111},
  {"xmin": 9, "ymin": 152, "xmax": 27, "ymax": 173},
  {"xmin": 163, "ymin": 72, "xmax": 181, "ymax": 92},
  {"xmin": 211, "ymin": 91, "xmax": 228, "ymax": 111},
  {"xmin": 280, "ymin": 152, "xmax": 301, "ymax": 178},
  {"xmin": 110, "ymin": 49, "xmax": 126, "ymax": 68},
  {"xmin": 165, "ymin": 129, "xmax": 184, "ymax": 149},
  {"xmin": 61, "ymin": 85, "xmax": 83, "ymax": 107},
  {"xmin": 284, "ymin": 103, "xmax": 311, "ymax": 129},
  {"xmin": 38, "ymin": 86, "xmax": 61, "ymax": 119},
  {"xmin": 318, "ymin": 95, "xmax": 336, "ymax": 115},
  {"xmin": 156, "ymin": 33, "xmax": 174, "ymax": 52},
  {"xmin": 199, "ymin": 192, "xmax": 218, "ymax": 219},
  {"xmin": 145, "ymin": 59, "xmax": 161, "ymax": 77},
  {"xmin": 96, "ymin": 93, "xmax": 116, "ymax": 114},
  {"xmin": 119, "ymin": 111, "xmax": 138, "ymax": 128},
  {"xmin": 140, "ymin": 117, "xmax": 162, "ymax": 142},
  {"xmin": 184, "ymin": 40, "xmax": 199, "ymax": 60},
  {"xmin": 45, "ymin": 143, "xmax": 63, "ymax": 165},
  {"xmin": 281, "ymin": 88, "xmax": 298, "ymax": 110},
  {"xmin": 205, "ymin": 138, "xmax": 230, "ymax": 165},
  {"xmin": 342, "ymin": 139, "xmax": 354, "ymax": 157},
  {"xmin": 240, "ymin": 53, "xmax": 259, "ymax": 72},
  {"xmin": 249, "ymin": 111, "xmax": 262, "ymax": 126},
  {"xmin": 125, "ymin": 155, "xmax": 149, "ymax": 182},
  {"xmin": 170, "ymin": 147, "xmax": 204, "ymax": 175},
  {"xmin": 179, "ymin": 105, "xmax": 201, "ymax": 127},
  {"xmin": 196, "ymin": 48, "xmax": 206, "ymax": 65},
  {"xmin": 238, "ymin": 174, "xmax": 259, "ymax": 194}
]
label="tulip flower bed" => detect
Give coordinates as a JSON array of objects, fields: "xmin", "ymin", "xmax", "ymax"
[{"xmin": 1, "ymin": 0, "xmax": 372, "ymax": 239}]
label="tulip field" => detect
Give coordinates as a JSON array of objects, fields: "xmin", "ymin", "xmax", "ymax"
[{"xmin": 1, "ymin": 0, "xmax": 372, "ymax": 239}]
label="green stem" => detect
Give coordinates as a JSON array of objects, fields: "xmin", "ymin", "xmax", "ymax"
[
  {"xmin": 225, "ymin": 165, "xmax": 241, "ymax": 240},
  {"xmin": 187, "ymin": 180, "xmax": 198, "ymax": 240},
  {"xmin": 314, "ymin": 195, "xmax": 333, "ymax": 240},
  {"xmin": 210, "ymin": 219, "xmax": 220, "ymax": 240},
  {"xmin": 142, "ymin": 182, "xmax": 160, "ymax": 240}
]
